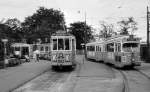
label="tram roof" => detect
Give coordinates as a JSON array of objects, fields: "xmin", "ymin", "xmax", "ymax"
[
  {"xmin": 86, "ymin": 41, "xmax": 104, "ymax": 46},
  {"xmin": 12, "ymin": 43, "xmax": 30, "ymax": 47},
  {"xmin": 104, "ymin": 35, "xmax": 141, "ymax": 42}
]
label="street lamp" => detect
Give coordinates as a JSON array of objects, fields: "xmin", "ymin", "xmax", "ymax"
[{"xmin": 1, "ymin": 39, "xmax": 8, "ymax": 68}]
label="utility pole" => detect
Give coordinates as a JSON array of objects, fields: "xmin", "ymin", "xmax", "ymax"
[
  {"xmin": 84, "ymin": 12, "xmax": 87, "ymax": 59},
  {"xmin": 147, "ymin": 6, "xmax": 150, "ymax": 62}
]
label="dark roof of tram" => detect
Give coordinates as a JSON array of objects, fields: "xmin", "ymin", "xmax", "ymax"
[{"xmin": 51, "ymin": 30, "xmax": 74, "ymax": 36}]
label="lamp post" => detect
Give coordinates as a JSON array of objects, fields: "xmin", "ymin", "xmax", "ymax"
[{"xmin": 1, "ymin": 39, "xmax": 8, "ymax": 68}]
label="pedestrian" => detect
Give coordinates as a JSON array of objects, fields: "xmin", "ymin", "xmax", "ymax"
[
  {"xmin": 33, "ymin": 52, "xmax": 37, "ymax": 62},
  {"xmin": 36, "ymin": 54, "xmax": 39, "ymax": 62},
  {"xmin": 25, "ymin": 55, "xmax": 30, "ymax": 62},
  {"xmin": 33, "ymin": 50, "xmax": 40, "ymax": 62}
]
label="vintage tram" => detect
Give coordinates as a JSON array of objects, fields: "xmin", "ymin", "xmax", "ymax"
[
  {"xmin": 50, "ymin": 30, "xmax": 76, "ymax": 69},
  {"xmin": 86, "ymin": 35, "xmax": 141, "ymax": 68}
]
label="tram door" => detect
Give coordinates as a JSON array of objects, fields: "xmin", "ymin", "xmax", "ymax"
[{"xmin": 22, "ymin": 47, "xmax": 29, "ymax": 57}]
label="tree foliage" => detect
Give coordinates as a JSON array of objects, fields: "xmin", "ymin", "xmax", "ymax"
[
  {"xmin": 69, "ymin": 22, "xmax": 93, "ymax": 50},
  {"xmin": 99, "ymin": 21, "xmax": 116, "ymax": 38},
  {"xmin": 4, "ymin": 18, "xmax": 23, "ymax": 41},
  {"xmin": 22, "ymin": 7, "xmax": 65, "ymax": 43},
  {"xmin": 117, "ymin": 17, "xmax": 138, "ymax": 35}
]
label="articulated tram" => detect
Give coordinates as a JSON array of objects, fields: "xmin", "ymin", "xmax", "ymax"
[
  {"xmin": 86, "ymin": 35, "xmax": 141, "ymax": 68},
  {"xmin": 50, "ymin": 30, "xmax": 76, "ymax": 69}
]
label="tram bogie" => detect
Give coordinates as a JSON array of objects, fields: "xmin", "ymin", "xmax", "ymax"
[{"xmin": 86, "ymin": 35, "xmax": 141, "ymax": 68}]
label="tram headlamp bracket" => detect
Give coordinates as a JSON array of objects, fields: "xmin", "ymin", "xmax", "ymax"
[
  {"xmin": 122, "ymin": 56, "xmax": 126, "ymax": 62},
  {"xmin": 66, "ymin": 55, "xmax": 70, "ymax": 61}
]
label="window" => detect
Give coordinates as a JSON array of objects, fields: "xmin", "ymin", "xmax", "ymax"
[
  {"xmin": 123, "ymin": 43, "xmax": 138, "ymax": 48},
  {"xmin": 96, "ymin": 46, "xmax": 98, "ymax": 51},
  {"xmin": 15, "ymin": 47, "xmax": 20, "ymax": 51},
  {"xmin": 53, "ymin": 39, "xmax": 57, "ymax": 50},
  {"xmin": 58, "ymin": 39, "xmax": 64, "ymax": 50},
  {"xmin": 106, "ymin": 43, "xmax": 114, "ymax": 52},
  {"xmin": 115, "ymin": 43, "xmax": 121, "ymax": 52},
  {"xmin": 40, "ymin": 46, "xmax": 44, "ymax": 51},
  {"xmin": 99, "ymin": 46, "xmax": 101, "ymax": 52},
  {"xmin": 45, "ymin": 46, "xmax": 49, "ymax": 51},
  {"xmin": 65, "ymin": 38, "xmax": 70, "ymax": 50},
  {"xmin": 87, "ymin": 46, "xmax": 94, "ymax": 51},
  {"xmin": 118, "ymin": 43, "xmax": 121, "ymax": 52}
]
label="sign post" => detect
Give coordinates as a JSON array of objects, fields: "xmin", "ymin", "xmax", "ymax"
[
  {"xmin": 1, "ymin": 39, "xmax": 8, "ymax": 69},
  {"xmin": 81, "ymin": 43, "xmax": 85, "ymax": 64}
]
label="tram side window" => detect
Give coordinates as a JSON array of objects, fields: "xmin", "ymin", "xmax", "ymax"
[
  {"xmin": 96, "ymin": 46, "xmax": 98, "ymax": 51},
  {"xmin": 53, "ymin": 39, "xmax": 57, "ymax": 50},
  {"xmin": 106, "ymin": 43, "xmax": 114, "ymax": 52},
  {"xmin": 87, "ymin": 46, "xmax": 95, "ymax": 51},
  {"xmin": 40, "ymin": 46, "xmax": 44, "ymax": 51},
  {"xmin": 58, "ymin": 39, "xmax": 64, "ymax": 50},
  {"xmin": 118, "ymin": 43, "xmax": 121, "ymax": 52},
  {"xmin": 65, "ymin": 38, "xmax": 70, "ymax": 50},
  {"xmin": 45, "ymin": 46, "xmax": 49, "ymax": 52},
  {"xmin": 87, "ymin": 46, "xmax": 90, "ymax": 51},
  {"xmin": 99, "ymin": 46, "xmax": 101, "ymax": 52},
  {"xmin": 91, "ymin": 46, "xmax": 95, "ymax": 51}
]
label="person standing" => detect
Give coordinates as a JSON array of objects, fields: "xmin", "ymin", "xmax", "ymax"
[
  {"xmin": 33, "ymin": 50, "xmax": 40, "ymax": 62},
  {"xmin": 36, "ymin": 53, "xmax": 39, "ymax": 62}
]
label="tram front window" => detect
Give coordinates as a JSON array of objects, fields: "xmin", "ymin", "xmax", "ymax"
[
  {"xmin": 123, "ymin": 43, "xmax": 139, "ymax": 52},
  {"xmin": 58, "ymin": 39, "xmax": 64, "ymax": 50},
  {"xmin": 65, "ymin": 38, "xmax": 70, "ymax": 50},
  {"xmin": 15, "ymin": 47, "xmax": 20, "ymax": 51},
  {"xmin": 53, "ymin": 39, "xmax": 57, "ymax": 50}
]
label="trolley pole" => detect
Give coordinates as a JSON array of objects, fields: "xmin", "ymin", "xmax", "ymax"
[{"xmin": 147, "ymin": 6, "xmax": 150, "ymax": 62}]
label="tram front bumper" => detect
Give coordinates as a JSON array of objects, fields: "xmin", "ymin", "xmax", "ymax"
[
  {"xmin": 51, "ymin": 61, "xmax": 72, "ymax": 66},
  {"xmin": 121, "ymin": 61, "xmax": 141, "ymax": 66}
]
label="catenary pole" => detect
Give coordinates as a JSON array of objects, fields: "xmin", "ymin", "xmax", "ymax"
[{"xmin": 147, "ymin": 6, "xmax": 150, "ymax": 62}]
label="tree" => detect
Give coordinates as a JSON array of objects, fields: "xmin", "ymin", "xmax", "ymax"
[
  {"xmin": 22, "ymin": 7, "xmax": 65, "ymax": 43},
  {"xmin": 99, "ymin": 21, "xmax": 116, "ymax": 38},
  {"xmin": 69, "ymin": 22, "xmax": 93, "ymax": 50},
  {"xmin": 117, "ymin": 17, "xmax": 138, "ymax": 35},
  {"xmin": 5, "ymin": 18, "xmax": 21, "ymax": 31},
  {"xmin": 4, "ymin": 18, "xmax": 23, "ymax": 42}
]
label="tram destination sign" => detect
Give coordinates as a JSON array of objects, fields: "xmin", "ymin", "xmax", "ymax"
[{"xmin": 52, "ymin": 30, "xmax": 72, "ymax": 36}]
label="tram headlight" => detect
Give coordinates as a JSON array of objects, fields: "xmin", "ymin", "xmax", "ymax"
[
  {"xmin": 131, "ymin": 58, "xmax": 135, "ymax": 61},
  {"xmin": 66, "ymin": 55, "xmax": 70, "ymax": 61}
]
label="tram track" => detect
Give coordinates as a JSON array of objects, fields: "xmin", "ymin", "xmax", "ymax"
[
  {"xmin": 103, "ymin": 64, "xmax": 130, "ymax": 92},
  {"xmin": 116, "ymin": 68, "xmax": 150, "ymax": 92},
  {"xmin": 134, "ymin": 69, "xmax": 150, "ymax": 80},
  {"xmin": 118, "ymin": 70, "xmax": 130, "ymax": 92}
]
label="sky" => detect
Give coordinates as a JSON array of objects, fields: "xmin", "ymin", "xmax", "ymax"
[{"xmin": 0, "ymin": 0, "xmax": 149, "ymax": 41}]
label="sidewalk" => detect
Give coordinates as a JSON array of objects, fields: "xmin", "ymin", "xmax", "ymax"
[{"xmin": 0, "ymin": 59, "xmax": 51, "ymax": 92}]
